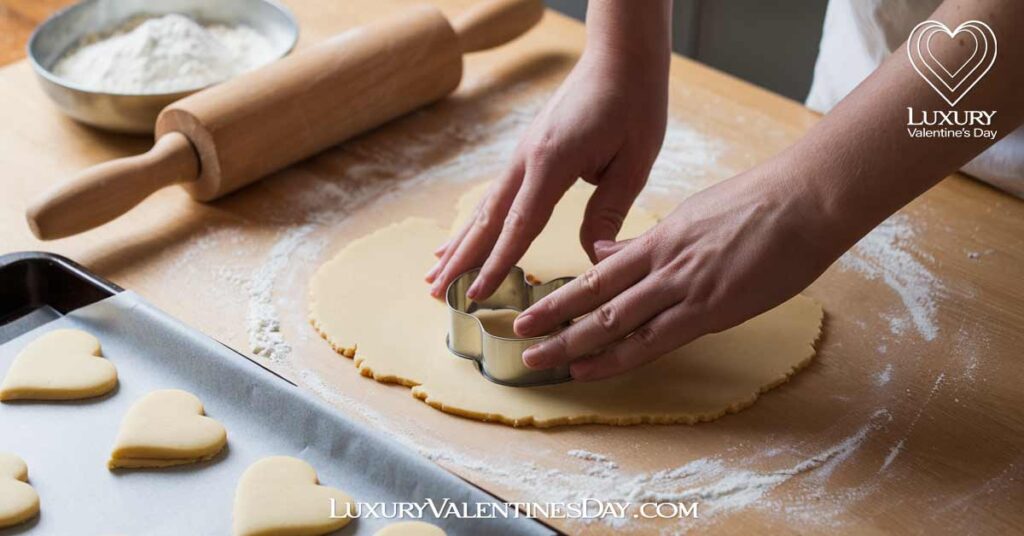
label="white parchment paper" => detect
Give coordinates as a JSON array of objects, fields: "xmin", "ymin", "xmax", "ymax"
[{"xmin": 0, "ymin": 291, "xmax": 552, "ymax": 535}]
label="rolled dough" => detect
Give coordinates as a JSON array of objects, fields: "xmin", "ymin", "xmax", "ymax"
[
  {"xmin": 310, "ymin": 183, "xmax": 823, "ymax": 427},
  {"xmin": 0, "ymin": 453, "xmax": 39, "ymax": 529},
  {"xmin": 0, "ymin": 328, "xmax": 118, "ymax": 401},
  {"xmin": 233, "ymin": 456, "xmax": 354, "ymax": 536},
  {"xmin": 109, "ymin": 389, "xmax": 227, "ymax": 469}
]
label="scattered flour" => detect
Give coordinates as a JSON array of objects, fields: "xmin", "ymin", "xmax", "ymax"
[
  {"xmin": 299, "ymin": 357, "xmax": 898, "ymax": 531},
  {"xmin": 645, "ymin": 123, "xmax": 729, "ymax": 197},
  {"xmin": 420, "ymin": 409, "xmax": 892, "ymax": 530},
  {"xmin": 53, "ymin": 13, "xmax": 276, "ymax": 94},
  {"xmin": 875, "ymin": 363, "xmax": 893, "ymax": 386},
  {"xmin": 881, "ymin": 440, "xmax": 904, "ymax": 472},
  {"xmin": 951, "ymin": 321, "xmax": 985, "ymax": 383},
  {"xmin": 880, "ymin": 372, "xmax": 945, "ymax": 472},
  {"xmin": 246, "ymin": 225, "xmax": 318, "ymax": 361},
  {"xmin": 298, "ymin": 369, "xmax": 395, "ymax": 431},
  {"xmin": 838, "ymin": 214, "xmax": 942, "ymax": 341},
  {"xmin": 965, "ymin": 248, "xmax": 993, "ymax": 260},
  {"xmin": 886, "ymin": 314, "xmax": 909, "ymax": 336}
]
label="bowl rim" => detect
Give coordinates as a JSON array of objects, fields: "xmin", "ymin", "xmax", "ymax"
[{"xmin": 26, "ymin": 0, "xmax": 300, "ymax": 98}]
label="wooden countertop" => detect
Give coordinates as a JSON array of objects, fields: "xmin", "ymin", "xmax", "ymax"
[{"xmin": 1, "ymin": 1, "xmax": 1022, "ymax": 534}]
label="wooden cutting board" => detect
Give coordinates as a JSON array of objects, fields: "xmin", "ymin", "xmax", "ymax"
[{"xmin": 1, "ymin": 1, "xmax": 1022, "ymax": 534}]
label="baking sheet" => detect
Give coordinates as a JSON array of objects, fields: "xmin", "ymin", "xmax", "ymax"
[{"xmin": 0, "ymin": 291, "xmax": 553, "ymax": 535}]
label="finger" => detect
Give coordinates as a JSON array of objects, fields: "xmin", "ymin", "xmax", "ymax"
[
  {"xmin": 467, "ymin": 161, "xmax": 574, "ymax": 300},
  {"xmin": 514, "ymin": 234, "xmax": 651, "ymax": 337},
  {"xmin": 429, "ymin": 171, "xmax": 523, "ymax": 297},
  {"xmin": 594, "ymin": 238, "xmax": 633, "ymax": 262},
  {"xmin": 521, "ymin": 274, "xmax": 678, "ymax": 370},
  {"xmin": 428, "ymin": 179, "xmax": 502, "ymax": 278},
  {"xmin": 427, "ymin": 162, "xmax": 523, "ymax": 287},
  {"xmin": 427, "ymin": 191, "xmax": 489, "ymax": 282},
  {"xmin": 433, "ymin": 239, "xmax": 451, "ymax": 259},
  {"xmin": 570, "ymin": 300, "xmax": 706, "ymax": 381},
  {"xmin": 579, "ymin": 156, "xmax": 645, "ymax": 263},
  {"xmin": 425, "ymin": 217, "xmax": 473, "ymax": 282}
]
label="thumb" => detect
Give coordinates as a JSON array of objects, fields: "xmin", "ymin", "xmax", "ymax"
[{"xmin": 580, "ymin": 159, "xmax": 644, "ymax": 263}]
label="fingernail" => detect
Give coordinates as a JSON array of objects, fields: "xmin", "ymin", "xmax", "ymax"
[
  {"xmin": 424, "ymin": 262, "xmax": 441, "ymax": 282},
  {"xmin": 514, "ymin": 313, "xmax": 535, "ymax": 336},
  {"xmin": 594, "ymin": 239, "xmax": 614, "ymax": 251},
  {"xmin": 522, "ymin": 347, "xmax": 545, "ymax": 369},
  {"xmin": 430, "ymin": 279, "xmax": 444, "ymax": 298},
  {"xmin": 466, "ymin": 280, "xmax": 481, "ymax": 300}
]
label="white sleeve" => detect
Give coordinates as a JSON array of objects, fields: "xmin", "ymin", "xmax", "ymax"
[{"xmin": 805, "ymin": 0, "xmax": 1023, "ymax": 197}]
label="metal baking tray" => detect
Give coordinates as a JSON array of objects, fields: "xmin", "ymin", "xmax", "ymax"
[{"xmin": 0, "ymin": 252, "xmax": 554, "ymax": 535}]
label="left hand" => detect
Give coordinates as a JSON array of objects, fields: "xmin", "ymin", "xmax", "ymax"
[{"xmin": 513, "ymin": 165, "xmax": 836, "ymax": 381}]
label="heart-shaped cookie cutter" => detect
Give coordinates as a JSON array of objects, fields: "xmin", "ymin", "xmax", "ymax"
[{"xmin": 446, "ymin": 267, "xmax": 573, "ymax": 387}]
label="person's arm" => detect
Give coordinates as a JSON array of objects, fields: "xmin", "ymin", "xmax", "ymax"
[
  {"xmin": 515, "ymin": 0, "xmax": 1024, "ymax": 380},
  {"xmin": 425, "ymin": 0, "xmax": 673, "ymax": 298}
]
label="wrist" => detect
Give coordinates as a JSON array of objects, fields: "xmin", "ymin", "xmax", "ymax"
[
  {"xmin": 751, "ymin": 152, "xmax": 855, "ymax": 265},
  {"xmin": 583, "ymin": 0, "xmax": 672, "ymax": 72}
]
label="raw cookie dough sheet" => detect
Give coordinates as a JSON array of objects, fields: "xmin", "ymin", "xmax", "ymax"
[{"xmin": 0, "ymin": 291, "xmax": 551, "ymax": 536}]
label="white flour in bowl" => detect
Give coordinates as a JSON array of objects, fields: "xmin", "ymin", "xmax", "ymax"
[{"xmin": 52, "ymin": 13, "xmax": 276, "ymax": 94}]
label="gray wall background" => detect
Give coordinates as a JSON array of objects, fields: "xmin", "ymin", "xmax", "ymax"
[{"xmin": 544, "ymin": 0, "xmax": 829, "ymax": 102}]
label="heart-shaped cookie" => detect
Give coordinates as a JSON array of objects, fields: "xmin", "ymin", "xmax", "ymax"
[
  {"xmin": 108, "ymin": 389, "xmax": 227, "ymax": 469},
  {"xmin": 0, "ymin": 328, "xmax": 118, "ymax": 401},
  {"xmin": 374, "ymin": 521, "xmax": 446, "ymax": 535},
  {"xmin": 233, "ymin": 456, "xmax": 355, "ymax": 536},
  {"xmin": 0, "ymin": 453, "xmax": 40, "ymax": 529}
]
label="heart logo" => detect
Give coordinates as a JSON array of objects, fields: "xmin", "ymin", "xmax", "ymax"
[
  {"xmin": 0, "ymin": 453, "xmax": 40, "ymax": 529},
  {"xmin": 233, "ymin": 456, "xmax": 355, "ymax": 536},
  {"xmin": 907, "ymin": 20, "xmax": 997, "ymax": 107},
  {"xmin": 0, "ymin": 329, "xmax": 118, "ymax": 401},
  {"xmin": 108, "ymin": 389, "xmax": 227, "ymax": 469}
]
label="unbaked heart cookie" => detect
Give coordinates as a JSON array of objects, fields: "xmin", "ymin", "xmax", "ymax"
[
  {"xmin": 108, "ymin": 389, "xmax": 227, "ymax": 469},
  {"xmin": 233, "ymin": 456, "xmax": 355, "ymax": 536},
  {"xmin": 0, "ymin": 453, "xmax": 40, "ymax": 528},
  {"xmin": 375, "ymin": 521, "xmax": 447, "ymax": 535},
  {"xmin": 0, "ymin": 328, "xmax": 118, "ymax": 401}
]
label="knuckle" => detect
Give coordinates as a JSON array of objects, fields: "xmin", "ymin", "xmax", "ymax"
[
  {"xmin": 475, "ymin": 203, "xmax": 500, "ymax": 231},
  {"xmin": 595, "ymin": 303, "xmax": 620, "ymax": 332},
  {"xmin": 586, "ymin": 211, "xmax": 626, "ymax": 242},
  {"xmin": 578, "ymin": 269, "xmax": 602, "ymax": 298},
  {"xmin": 686, "ymin": 273, "xmax": 716, "ymax": 307},
  {"xmin": 663, "ymin": 254, "xmax": 685, "ymax": 274},
  {"xmin": 638, "ymin": 232, "xmax": 661, "ymax": 259},
  {"xmin": 503, "ymin": 207, "xmax": 528, "ymax": 233},
  {"xmin": 546, "ymin": 331, "xmax": 570, "ymax": 356},
  {"xmin": 534, "ymin": 295, "xmax": 560, "ymax": 321},
  {"xmin": 594, "ymin": 207, "xmax": 626, "ymax": 230},
  {"xmin": 631, "ymin": 325, "xmax": 658, "ymax": 349},
  {"xmin": 525, "ymin": 134, "xmax": 556, "ymax": 162}
]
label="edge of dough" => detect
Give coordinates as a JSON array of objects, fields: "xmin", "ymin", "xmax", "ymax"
[{"xmin": 410, "ymin": 296, "xmax": 825, "ymax": 427}]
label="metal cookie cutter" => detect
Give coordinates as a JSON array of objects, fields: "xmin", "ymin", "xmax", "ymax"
[{"xmin": 446, "ymin": 267, "xmax": 574, "ymax": 387}]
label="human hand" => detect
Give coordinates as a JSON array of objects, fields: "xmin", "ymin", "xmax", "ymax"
[
  {"xmin": 513, "ymin": 165, "xmax": 838, "ymax": 381},
  {"xmin": 425, "ymin": 41, "xmax": 669, "ymax": 300}
]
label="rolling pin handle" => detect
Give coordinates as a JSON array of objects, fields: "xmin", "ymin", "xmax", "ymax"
[
  {"xmin": 452, "ymin": 0, "xmax": 544, "ymax": 53},
  {"xmin": 26, "ymin": 132, "xmax": 200, "ymax": 240}
]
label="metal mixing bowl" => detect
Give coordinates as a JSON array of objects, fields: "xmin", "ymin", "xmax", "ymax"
[{"xmin": 28, "ymin": 0, "xmax": 298, "ymax": 134}]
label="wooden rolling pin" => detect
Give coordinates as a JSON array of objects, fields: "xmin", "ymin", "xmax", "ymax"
[{"xmin": 26, "ymin": 0, "xmax": 544, "ymax": 240}]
